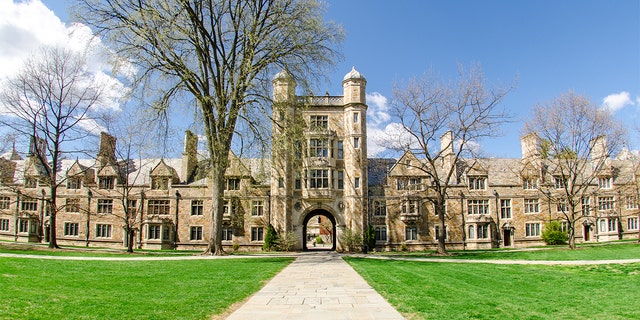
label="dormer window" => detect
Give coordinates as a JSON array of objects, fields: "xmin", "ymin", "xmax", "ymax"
[
  {"xmin": 151, "ymin": 177, "xmax": 169, "ymax": 190},
  {"xmin": 522, "ymin": 177, "xmax": 538, "ymax": 190},
  {"xmin": 554, "ymin": 176, "xmax": 566, "ymax": 189},
  {"xmin": 24, "ymin": 176, "xmax": 37, "ymax": 188},
  {"xmin": 468, "ymin": 176, "xmax": 486, "ymax": 190},
  {"xmin": 98, "ymin": 176, "xmax": 115, "ymax": 189},
  {"xmin": 226, "ymin": 178, "xmax": 240, "ymax": 190},
  {"xmin": 67, "ymin": 176, "xmax": 81, "ymax": 189},
  {"xmin": 598, "ymin": 177, "xmax": 612, "ymax": 189}
]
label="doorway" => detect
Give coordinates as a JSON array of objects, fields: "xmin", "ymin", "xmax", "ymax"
[
  {"xmin": 502, "ymin": 229, "xmax": 511, "ymax": 246},
  {"xmin": 583, "ymin": 225, "xmax": 590, "ymax": 241},
  {"xmin": 302, "ymin": 209, "xmax": 336, "ymax": 251}
]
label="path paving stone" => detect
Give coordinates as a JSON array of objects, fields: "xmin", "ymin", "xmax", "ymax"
[{"xmin": 225, "ymin": 252, "xmax": 405, "ymax": 319}]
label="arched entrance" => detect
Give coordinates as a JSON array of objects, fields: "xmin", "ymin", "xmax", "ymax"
[{"xmin": 302, "ymin": 209, "xmax": 337, "ymax": 251}]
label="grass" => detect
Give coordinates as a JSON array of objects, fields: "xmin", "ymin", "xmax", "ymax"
[
  {"xmin": 0, "ymin": 257, "xmax": 292, "ymax": 319},
  {"xmin": 374, "ymin": 241, "xmax": 640, "ymax": 261},
  {"xmin": 346, "ymin": 257, "xmax": 640, "ymax": 319}
]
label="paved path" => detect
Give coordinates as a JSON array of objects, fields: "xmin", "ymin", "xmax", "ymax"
[{"xmin": 225, "ymin": 252, "xmax": 405, "ymax": 320}]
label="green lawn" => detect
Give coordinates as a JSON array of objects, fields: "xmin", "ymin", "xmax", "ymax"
[
  {"xmin": 346, "ymin": 257, "xmax": 640, "ymax": 319},
  {"xmin": 374, "ymin": 241, "xmax": 640, "ymax": 261},
  {"xmin": 0, "ymin": 257, "xmax": 292, "ymax": 320}
]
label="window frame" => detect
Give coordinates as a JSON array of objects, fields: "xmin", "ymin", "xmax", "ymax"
[
  {"xmin": 468, "ymin": 176, "xmax": 487, "ymax": 190},
  {"xmin": 524, "ymin": 198, "xmax": 540, "ymax": 214},
  {"xmin": 251, "ymin": 227, "xmax": 264, "ymax": 242},
  {"xmin": 97, "ymin": 199, "xmax": 113, "ymax": 214},
  {"xmin": 190, "ymin": 226, "xmax": 203, "ymax": 241},
  {"xmin": 96, "ymin": 224, "xmax": 112, "ymax": 238},
  {"xmin": 525, "ymin": 222, "xmax": 541, "ymax": 237},
  {"xmin": 64, "ymin": 222, "xmax": 79, "ymax": 237},
  {"xmin": 148, "ymin": 199, "xmax": 171, "ymax": 215},
  {"xmin": 191, "ymin": 200, "xmax": 204, "ymax": 216}
]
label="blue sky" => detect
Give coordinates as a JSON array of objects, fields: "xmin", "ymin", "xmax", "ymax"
[{"xmin": 2, "ymin": 0, "xmax": 639, "ymax": 158}]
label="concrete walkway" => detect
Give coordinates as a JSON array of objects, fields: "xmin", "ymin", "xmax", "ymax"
[{"xmin": 225, "ymin": 252, "xmax": 405, "ymax": 320}]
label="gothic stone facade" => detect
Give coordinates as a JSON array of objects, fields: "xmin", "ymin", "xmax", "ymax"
[{"xmin": 0, "ymin": 68, "xmax": 638, "ymax": 251}]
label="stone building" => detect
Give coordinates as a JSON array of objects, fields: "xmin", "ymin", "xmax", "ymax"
[{"xmin": 0, "ymin": 68, "xmax": 638, "ymax": 251}]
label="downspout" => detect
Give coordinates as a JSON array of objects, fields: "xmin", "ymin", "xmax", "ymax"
[
  {"xmin": 494, "ymin": 190, "xmax": 500, "ymax": 248},
  {"xmin": 86, "ymin": 189, "xmax": 92, "ymax": 247},
  {"xmin": 40, "ymin": 189, "xmax": 45, "ymax": 241},
  {"xmin": 460, "ymin": 191, "xmax": 466, "ymax": 250},
  {"xmin": 138, "ymin": 190, "xmax": 144, "ymax": 249},
  {"xmin": 14, "ymin": 191, "xmax": 20, "ymax": 241},
  {"xmin": 174, "ymin": 190, "xmax": 180, "ymax": 249}
]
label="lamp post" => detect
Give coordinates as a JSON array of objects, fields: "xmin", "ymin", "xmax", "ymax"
[{"xmin": 493, "ymin": 189, "xmax": 500, "ymax": 248}]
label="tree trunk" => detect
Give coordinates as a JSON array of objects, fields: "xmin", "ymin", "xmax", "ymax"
[
  {"xmin": 435, "ymin": 199, "xmax": 448, "ymax": 255},
  {"xmin": 48, "ymin": 185, "xmax": 59, "ymax": 249},
  {"xmin": 568, "ymin": 226, "xmax": 576, "ymax": 249},
  {"xmin": 127, "ymin": 229, "xmax": 134, "ymax": 253},
  {"xmin": 204, "ymin": 165, "xmax": 226, "ymax": 255}
]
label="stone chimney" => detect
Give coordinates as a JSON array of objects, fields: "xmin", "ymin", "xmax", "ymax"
[
  {"xmin": 440, "ymin": 131, "xmax": 454, "ymax": 169},
  {"xmin": 28, "ymin": 135, "xmax": 46, "ymax": 159},
  {"xmin": 520, "ymin": 132, "xmax": 540, "ymax": 159},
  {"xmin": 590, "ymin": 135, "xmax": 608, "ymax": 162},
  {"xmin": 97, "ymin": 132, "xmax": 117, "ymax": 166},
  {"xmin": 181, "ymin": 130, "xmax": 198, "ymax": 183}
]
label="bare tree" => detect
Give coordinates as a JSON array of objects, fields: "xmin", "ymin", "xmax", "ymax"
[
  {"xmin": 0, "ymin": 46, "xmax": 111, "ymax": 248},
  {"xmin": 389, "ymin": 65, "xmax": 513, "ymax": 255},
  {"xmin": 103, "ymin": 115, "xmax": 158, "ymax": 253},
  {"xmin": 76, "ymin": 0, "xmax": 342, "ymax": 255},
  {"xmin": 524, "ymin": 91, "xmax": 627, "ymax": 249}
]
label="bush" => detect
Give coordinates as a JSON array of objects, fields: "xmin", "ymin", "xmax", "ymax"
[
  {"xmin": 363, "ymin": 225, "xmax": 376, "ymax": 250},
  {"xmin": 339, "ymin": 229, "xmax": 362, "ymax": 252},
  {"xmin": 263, "ymin": 224, "xmax": 278, "ymax": 251},
  {"xmin": 541, "ymin": 221, "xmax": 568, "ymax": 245},
  {"xmin": 315, "ymin": 236, "xmax": 324, "ymax": 244},
  {"xmin": 276, "ymin": 231, "xmax": 296, "ymax": 252}
]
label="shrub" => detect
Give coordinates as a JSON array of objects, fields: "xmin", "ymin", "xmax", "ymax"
[
  {"xmin": 363, "ymin": 225, "xmax": 376, "ymax": 250},
  {"xmin": 276, "ymin": 231, "xmax": 297, "ymax": 252},
  {"xmin": 263, "ymin": 224, "xmax": 278, "ymax": 251},
  {"xmin": 315, "ymin": 236, "xmax": 324, "ymax": 244},
  {"xmin": 232, "ymin": 241, "xmax": 240, "ymax": 252},
  {"xmin": 400, "ymin": 242, "xmax": 408, "ymax": 252},
  {"xmin": 541, "ymin": 221, "xmax": 568, "ymax": 245},
  {"xmin": 339, "ymin": 229, "xmax": 362, "ymax": 252}
]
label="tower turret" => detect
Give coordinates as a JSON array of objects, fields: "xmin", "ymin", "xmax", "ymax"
[{"xmin": 342, "ymin": 67, "xmax": 367, "ymax": 105}]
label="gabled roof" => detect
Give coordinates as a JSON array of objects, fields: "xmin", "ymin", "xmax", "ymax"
[{"xmin": 388, "ymin": 150, "xmax": 428, "ymax": 177}]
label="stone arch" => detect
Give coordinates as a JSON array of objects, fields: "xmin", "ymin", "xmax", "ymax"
[{"xmin": 301, "ymin": 209, "xmax": 337, "ymax": 251}]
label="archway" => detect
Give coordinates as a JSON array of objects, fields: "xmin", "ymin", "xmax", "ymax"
[{"xmin": 302, "ymin": 209, "xmax": 337, "ymax": 251}]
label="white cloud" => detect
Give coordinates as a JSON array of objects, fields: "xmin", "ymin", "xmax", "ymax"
[
  {"xmin": 367, "ymin": 122, "xmax": 417, "ymax": 157},
  {"xmin": 0, "ymin": 0, "xmax": 130, "ymax": 112},
  {"xmin": 602, "ymin": 91, "xmax": 634, "ymax": 112},
  {"xmin": 366, "ymin": 92, "xmax": 391, "ymax": 125}
]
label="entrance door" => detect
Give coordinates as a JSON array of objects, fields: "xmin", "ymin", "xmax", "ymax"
[
  {"xmin": 583, "ymin": 225, "xmax": 590, "ymax": 241},
  {"xmin": 502, "ymin": 229, "xmax": 511, "ymax": 246}
]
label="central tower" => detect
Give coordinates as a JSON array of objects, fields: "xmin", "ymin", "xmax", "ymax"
[{"xmin": 270, "ymin": 68, "xmax": 368, "ymax": 251}]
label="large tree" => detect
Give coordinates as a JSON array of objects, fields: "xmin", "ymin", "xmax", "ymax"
[
  {"xmin": 524, "ymin": 91, "xmax": 627, "ymax": 249},
  {"xmin": 389, "ymin": 65, "xmax": 513, "ymax": 255},
  {"xmin": 0, "ymin": 46, "xmax": 110, "ymax": 248},
  {"xmin": 75, "ymin": 0, "xmax": 342, "ymax": 254}
]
